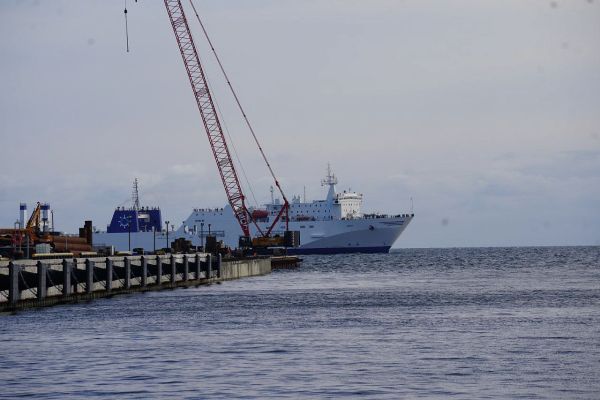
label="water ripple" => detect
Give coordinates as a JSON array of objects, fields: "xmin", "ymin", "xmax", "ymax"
[{"xmin": 1, "ymin": 246, "xmax": 599, "ymax": 399}]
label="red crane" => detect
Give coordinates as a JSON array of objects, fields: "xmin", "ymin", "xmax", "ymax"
[{"xmin": 163, "ymin": 0, "xmax": 289, "ymax": 242}]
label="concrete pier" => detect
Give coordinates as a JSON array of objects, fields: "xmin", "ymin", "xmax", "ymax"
[{"xmin": 0, "ymin": 253, "xmax": 272, "ymax": 312}]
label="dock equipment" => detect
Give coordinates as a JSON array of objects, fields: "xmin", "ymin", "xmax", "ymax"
[{"xmin": 0, "ymin": 203, "xmax": 93, "ymax": 259}]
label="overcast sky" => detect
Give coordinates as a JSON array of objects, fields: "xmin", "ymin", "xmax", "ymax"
[{"xmin": 1, "ymin": 0, "xmax": 599, "ymax": 247}]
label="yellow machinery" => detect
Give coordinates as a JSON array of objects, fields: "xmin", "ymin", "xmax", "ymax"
[{"xmin": 251, "ymin": 235, "xmax": 286, "ymax": 248}]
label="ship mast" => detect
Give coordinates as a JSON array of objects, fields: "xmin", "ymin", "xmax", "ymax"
[
  {"xmin": 132, "ymin": 178, "xmax": 140, "ymax": 211},
  {"xmin": 321, "ymin": 163, "xmax": 338, "ymax": 203}
]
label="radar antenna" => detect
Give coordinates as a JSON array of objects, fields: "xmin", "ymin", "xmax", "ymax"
[
  {"xmin": 321, "ymin": 163, "xmax": 338, "ymax": 187},
  {"xmin": 132, "ymin": 178, "xmax": 140, "ymax": 210}
]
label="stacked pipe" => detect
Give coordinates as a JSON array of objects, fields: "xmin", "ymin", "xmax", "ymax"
[{"xmin": 50, "ymin": 236, "xmax": 92, "ymax": 253}]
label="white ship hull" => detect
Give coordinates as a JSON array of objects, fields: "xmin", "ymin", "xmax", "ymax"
[{"xmin": 177, "ymin": 211, "xmax": 413, "ymax": 254}]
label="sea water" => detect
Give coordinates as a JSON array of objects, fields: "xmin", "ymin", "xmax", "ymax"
[{"xmin": 1, "ymin": 247, "xmax": 599, "ymax": 399}]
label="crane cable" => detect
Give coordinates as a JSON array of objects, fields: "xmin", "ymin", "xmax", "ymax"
[
  {"xmin": 124, "ymin": 0, "xmax": 130, "ymax": 52},
  {"xmin": 119, "ymin": 1, "xmax": 258, "ymax": 208},
  {"xmin": 206, "ymin": 71, "xmax": 261, "ymax": 209},
  {"xmin": 187, "ymin": 0, "xmax": 288, "ymax": 205},
  {"xmin": 189, "ymin": 40, "xmax": 259, "ymax": 209}
]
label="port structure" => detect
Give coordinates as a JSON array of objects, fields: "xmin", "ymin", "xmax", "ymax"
[
  {"xmin": 163, "ymin": 0, "xmax": 289, "ymax": 244},
  {"xmin": 0, "ymin": 203, "xmax": 93, "ymax": 259}
]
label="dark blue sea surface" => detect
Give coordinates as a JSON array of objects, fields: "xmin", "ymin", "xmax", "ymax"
[{"xmin": 1, "ymin": 247, "xmax": 599, "ymax": 399}]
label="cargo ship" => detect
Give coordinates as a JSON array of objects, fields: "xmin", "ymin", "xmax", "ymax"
[{"xmin": 93, "ymin": 168, "xmax": 414, "ymax": 254}]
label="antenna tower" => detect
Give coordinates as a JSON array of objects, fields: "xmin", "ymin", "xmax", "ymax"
[
  {"xmin": 321, "ymin": 163, "xmax": 338, "ymax": 186},
  {"xmin": 132, "ymin": 178, "xmax": 140, "ymax": 210}
]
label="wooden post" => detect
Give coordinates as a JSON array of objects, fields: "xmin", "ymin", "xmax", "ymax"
[
  {"xmin": 106, "ymin": 258, "xmax": 113, "ymax": 292},
  {"xmin": 156, "ymin": 255, "xmax": 162, "ymax": 285},
  {"xmin": 183, "ymin": 255, "xmax": 189, "ymax": 281},
  {"xmin": 195, "ymin": 254, "xmax": 201, "ymax": 279},
  {"xmin": 141, "ymin": 256, "xmax": 148, "ymax": 287},
  {"xmin": 8, "ymin": 262, "xmax": 20, "ymax": 305},
  {"xmin": 62, "ymin": 259, "xmax": 71, "ymax": 296},
  {"xmin": 170, "ymin": 255, "xmax": 176, "ymax": 284},
  {"xmin": 124, "ymin": 257, "xmax": 131, "ymax": 289},
  {"xmin": 37, "ymin": 261, "xmax": 47, "ymax": 300},
  {"xmin": 85, "ymin": 259, "xmax": 94, "ymax": 294}
]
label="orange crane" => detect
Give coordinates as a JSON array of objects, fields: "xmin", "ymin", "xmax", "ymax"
[{"xmin": 0, "ymin": 202, "xmax": 42, "ymax": 239}]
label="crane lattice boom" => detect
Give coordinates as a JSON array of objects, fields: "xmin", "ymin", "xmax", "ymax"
[{"xmin": 164, "ymin": 0, "xmax": 250, "ymax": 237}]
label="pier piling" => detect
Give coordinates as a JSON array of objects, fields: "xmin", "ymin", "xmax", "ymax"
[
  {"xmin": 85, "ymin": 259, "xmax": 94, "ymax": 294},
  {"xmin": 141, "ymin": 256, "xmax": 148, "ymax": 287},
  {"xmin": 183, "ymin": 255, "xmax": 189, "ymax": 281},
  {"xmin": 207, "ymin": 254, "xmax": 212, "ymax": 279},
  {"xmin": 106, "ymin": 258, "xmax": 113, "ymax": 291},
  {"xmin": 0, "ymin": 253, "xmax": 274, "ymax": 311},
  {"xmin": 124, "ymin": 258, "xmax": 132, "ymax": 289},
  {"xmin": 62, "ymin": 259, "xmax": 71, "ymax": 296},
  {"xmin": 156, "ymin": 256, "xmax": 162, "ymax": 285},
  {"xmin": 37, "ymin": 262, "xmax": 47, "ymax": 300},
  {"xmin": 9, "ymin": 263, "xmax": 20, "ymax": 305},
  {"xmin": 170, "ymin": 256, "xmax": 176, "ymax": 284},
  {"xmin": 195, "ymin": 255, "xmax": 201, "ymax": 279}
]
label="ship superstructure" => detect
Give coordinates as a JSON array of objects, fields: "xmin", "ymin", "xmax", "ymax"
[
  {"xmin": 94, "ymin": 179, "xmax": 169, "ymax": 252},
  {"xmin": 106, "ymin": 180, "xmax": 162, "ymax": 234}
]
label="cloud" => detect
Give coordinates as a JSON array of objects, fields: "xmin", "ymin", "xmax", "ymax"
[{"xmin": 169, "ymin": 163, "xmax": 207, "ymax": 177}]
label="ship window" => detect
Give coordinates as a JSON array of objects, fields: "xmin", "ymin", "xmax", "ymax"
[{"xmin": 300, "ymin": 225, "xmax": 305, "ymax": 228}]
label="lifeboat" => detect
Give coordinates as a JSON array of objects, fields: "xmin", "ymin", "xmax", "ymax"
[{"xmin": 251, "ymin": 209, "xmax": 269, "ymax": 220}]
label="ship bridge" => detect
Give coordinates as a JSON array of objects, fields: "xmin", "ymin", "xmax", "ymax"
[{"xmin": 266, "ymin": 166, "xmax": 363, "ymax": 222}]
